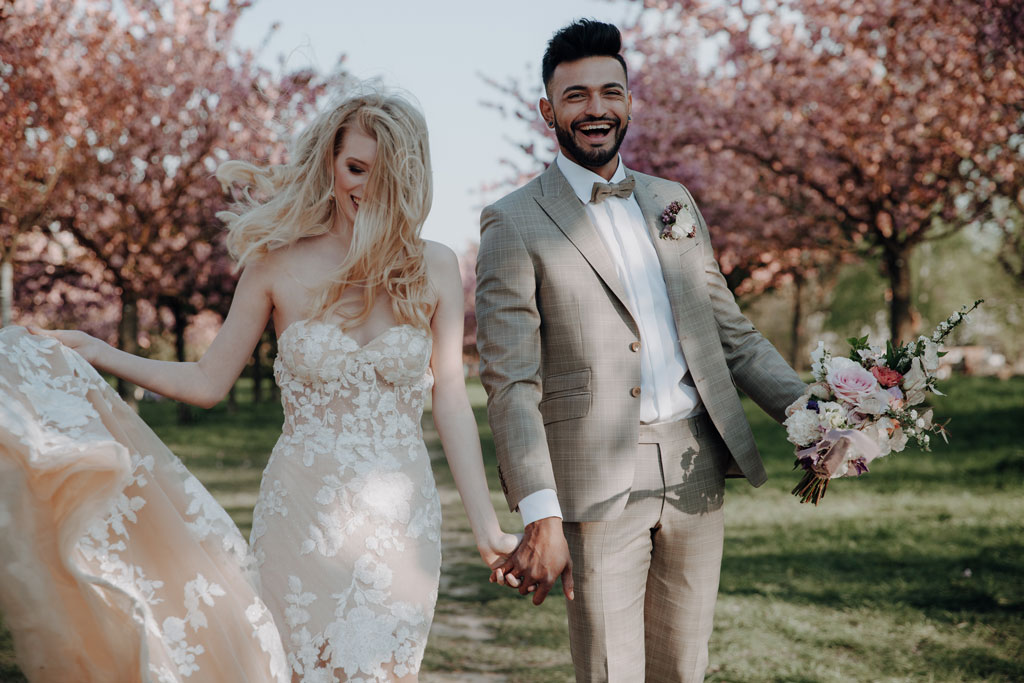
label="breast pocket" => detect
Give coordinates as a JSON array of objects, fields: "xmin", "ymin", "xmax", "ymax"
[{"xmin": 539, "ymin": 368, "xmax": 592, "ymax": 425}]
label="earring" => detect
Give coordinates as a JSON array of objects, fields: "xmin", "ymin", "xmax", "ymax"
[
  {"xmin": 627, "ymin": 115, "xmax": 632, "ymax": 121},
  {"xmin": 546, "ymin": 120, "xmax": 555, "ymax": 128}
]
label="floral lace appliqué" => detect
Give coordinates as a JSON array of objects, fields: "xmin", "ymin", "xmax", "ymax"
[{"xmin": 251, "ymin": 320, "xmax": 442, "ymax": 682}]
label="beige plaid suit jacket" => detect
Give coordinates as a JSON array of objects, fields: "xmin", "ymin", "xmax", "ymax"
[{"xmin": 476, "ymin": 162, "xmax": 805, "ymax": 522}]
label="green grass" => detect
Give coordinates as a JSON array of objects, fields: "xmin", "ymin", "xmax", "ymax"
[
  {"xmin": 708, "ymin": 376, "xmax": 1024, "ymax": 683},
  {"xmin": 2, "ymin": 376, "xmax": 1021, "ymax": 682}
]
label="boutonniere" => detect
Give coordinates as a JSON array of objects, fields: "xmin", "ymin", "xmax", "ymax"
[{"xmin": 659, "ymin": 200, "xmax": 697, "ymax": 240}]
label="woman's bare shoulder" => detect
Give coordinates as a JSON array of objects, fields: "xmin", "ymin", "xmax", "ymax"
[
  {"xmin": 422, "ymin": 239, "xmax": 459, "ymax": 274},
  {"xmin": 255, "ymin": 232, "xmax": 337, "ymax": 277}
]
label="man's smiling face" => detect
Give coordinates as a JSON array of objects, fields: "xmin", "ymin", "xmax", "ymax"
[{"xmin": 540, "ymin": 55, "xmax": 632, "ymax": 179}]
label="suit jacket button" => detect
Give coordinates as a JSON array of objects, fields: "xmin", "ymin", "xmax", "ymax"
[
  {"xmin": 629, "ymin": 341, "xmax": 641, "ymax": 352},
  {"xmin": 630, "ymin": 386, "xmax": 641, "ymax": 398}
]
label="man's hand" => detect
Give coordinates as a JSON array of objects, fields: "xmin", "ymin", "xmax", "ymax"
[{"xmin": 490, "ymin": 516, "xmax": 574, "ymax": 605}]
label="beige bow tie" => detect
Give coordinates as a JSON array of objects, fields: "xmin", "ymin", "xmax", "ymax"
[{"xmin": 589, "ymin": 175, "xmax": 635, "ymax": 204}]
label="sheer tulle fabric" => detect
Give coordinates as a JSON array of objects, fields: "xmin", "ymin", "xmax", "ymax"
[
  {"xmin": 0, "ymin": 327, "xmax": 288, "ymax": 682},
  {"xmin": 0, "ymin": 321, "xmax": 441, "ymax": 682},
  {"xmin": 252, "ymin": 319, "xmax": 441, "ymax": 682}
]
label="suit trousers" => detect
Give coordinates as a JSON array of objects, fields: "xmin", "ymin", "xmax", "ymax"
[{"xmin": 563, "ymin": 412, "xmax": 729, "ymax": 683}]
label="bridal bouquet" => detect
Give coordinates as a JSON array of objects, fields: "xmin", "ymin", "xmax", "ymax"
[{"xmin": 785, "ymin": 300, "xmax": 983, "ymax": 504}]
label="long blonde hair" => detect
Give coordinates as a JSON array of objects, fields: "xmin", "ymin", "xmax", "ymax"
[{"xmin": 216, "ymin": 91, "xmax": 434, "ymax": 330}]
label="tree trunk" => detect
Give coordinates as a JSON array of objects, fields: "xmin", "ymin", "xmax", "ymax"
[
  {"xmin": 1, "ymin": 247, "xmax": 12, "ymax": 327},
  {"xmin": 172, "ymin": 299, "xmax": 194, "ymax": 425},
  {"xmin": 251, "ymin": 339, "xmax": 263, "ymax": 405},
  {"xmin": 883, "ymin": 243, "xmax": 917, "ymax": 344},
  {"xmin": 788, "ymin": 272, "xmax": 805, "ymax": 371},
  {"xmin": 268, "ymin": 332, "xmax": 279, "ymax": 403},
  {"xmin": 227, "ymin": 382, "xmax": 238, "ymax": 414},
  {"xmin": 117, "ymin": 293, "xmax": 140, "ymax": 411}
]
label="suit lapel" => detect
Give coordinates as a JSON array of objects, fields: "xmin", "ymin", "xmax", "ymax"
[
  {"xmin": 631, "ymin": 173, "xmax": 706, "ymax": 348},
  {"xmin": 536, "ymin": 164, "xmax": 633, "ymax": 318},
  {"xmin": 631, "ymin": 173, "xmax": 670, "ymax": 247}
]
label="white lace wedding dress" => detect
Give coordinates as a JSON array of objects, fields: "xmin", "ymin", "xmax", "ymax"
[{"xmin": 0, "ymin": 322, "xmax": 442, "ymax": 683}]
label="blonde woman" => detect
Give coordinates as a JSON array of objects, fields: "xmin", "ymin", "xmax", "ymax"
[{"xmin": 6, "ymin": 91, "xmax": 517, "ymax": 682}]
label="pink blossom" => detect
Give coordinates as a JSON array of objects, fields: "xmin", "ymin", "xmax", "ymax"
[{"xmin": 871, "ymin": 365, "xmax": 903, "ymax": 388}]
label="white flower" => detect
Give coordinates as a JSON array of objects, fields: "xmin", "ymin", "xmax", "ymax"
[
  {"xmin": 861, "ymin": 418, "xmax": 893, "ymax": 458},
  {"xmin": 810, "ymin": 341, "xmax": 831, "ymax": 381},
  {"xmin": 889, "ymin": 426, "xmax": 909, "ymax": 453},
  {"xmin": 785, "ymin": 392, "xmax": 811, "ymax": 417},
  {"xmin": 817, "ymin": 401, "xmax": 849, "ymax": 429},
  {"xmin": 659, "ymin": 220, "xmax": 696, "ymax": 240},
  {"xmin": 784, "ymin": 408, "xmax": 822, "ymax": 447},
  {"xmin": 857, "ymin": 346, "xmax": 883, "ymax": 365},
  {"xmin": 902, "ymin": 357, "xmax": 929, "ymax": 405},
  {"xmin": 809, "ymin": 382, "xmax": 832, "ymax": 400},
  {"xmin": 921, "ymin": 338, "xmax": 941, "ymax": 373}
]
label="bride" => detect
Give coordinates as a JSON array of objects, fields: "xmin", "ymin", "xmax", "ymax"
[{"xmin": 1, "ymin": 91, "xmax": 517, "ymax": 682}]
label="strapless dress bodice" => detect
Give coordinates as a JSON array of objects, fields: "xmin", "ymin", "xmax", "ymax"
[{"xmin": 274, "ymin": 320, "xmax": 432, "ymax": 389}]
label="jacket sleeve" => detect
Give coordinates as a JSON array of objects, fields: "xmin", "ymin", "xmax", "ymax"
[
  {"xmin": 475, "ymin": 203, "xmax": 558, "ymax": 511},
  {"xmin": 683, "ymin": 185, "xmax": 807, "ymax": 423}
]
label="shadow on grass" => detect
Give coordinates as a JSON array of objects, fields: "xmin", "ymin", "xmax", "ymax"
[
  {"xmin": 915, "ymin": 643, "xmax": 1024, "ymax": 681},
  {"xmin": 722, "ymin": 544, "xmax": 1023, "ymax": 615}
]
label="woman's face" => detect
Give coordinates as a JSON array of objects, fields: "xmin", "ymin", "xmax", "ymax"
[{"xmin": 333, "ymin": 125, "xmax": 377, "ymax": 228}]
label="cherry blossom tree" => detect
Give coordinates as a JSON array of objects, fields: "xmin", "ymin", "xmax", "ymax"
[
  {"xmin": 0, "ymin": 0, "xmax": 119, "ymax": 327},
  {"xmin": 486, "ymin": 0, "xmax": 1022, "ymax": 344},
  {"xmin": 458, "ymin": 242, "xmax": 479, "ymax": 371},
  {"xmin": 481, "ymin": 55, "xmax": 848, "ymax": 307},
  {"xmin": 3, "ymin": 0, "xmax": 342, "ymax": 413},
  {"xmin": 628, "ymin": 0, "xmax": 1023, "ymax": 342}
]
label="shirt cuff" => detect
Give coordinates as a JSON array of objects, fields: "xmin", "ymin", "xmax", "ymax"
[{"xmin": 518, "ymin": 489, "xmax": 563, "ymax": 527}]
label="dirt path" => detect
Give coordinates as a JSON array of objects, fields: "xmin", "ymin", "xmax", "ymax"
[{"xmin": 424, "ymin": 446, "xmax": 574, "ymax": 683}]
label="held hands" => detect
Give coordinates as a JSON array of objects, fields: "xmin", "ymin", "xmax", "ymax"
[
  {"xmin": 476, "ymin": 528, "xmax": 522, "ymax": 570},
  {"xmin": 27, "ymin": 326, "xmax": 105, "ymax": 364},
  {"xmin": 490, "ymin": 516, "xmax": 574, "ymax": 606}
]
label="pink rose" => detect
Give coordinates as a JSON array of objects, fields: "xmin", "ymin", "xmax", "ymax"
[
  {"xmin": 826, "ymin": 358, "xmax": 890, "ymax": 414},
  {"xmin": 871, "ymin": 365, "xmax": 903, "ymax": 388}
]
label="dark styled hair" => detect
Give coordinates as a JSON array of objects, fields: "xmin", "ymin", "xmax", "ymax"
[{"xmin": 542, "ymin": 19, "xmax": 628, "ymax": 91}]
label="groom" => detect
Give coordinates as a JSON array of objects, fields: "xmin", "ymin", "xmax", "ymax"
[{"xmin": 475, "ymin": 19, "xmax": 806, "ymax": 682}]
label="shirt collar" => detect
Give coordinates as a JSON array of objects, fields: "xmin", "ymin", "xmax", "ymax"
[{"xmin": 555, "ymin": 151, "xmax": 627, "ymax": 205}]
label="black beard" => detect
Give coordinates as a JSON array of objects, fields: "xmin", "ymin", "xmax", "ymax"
[{"xmin": 553, "ymin": 116, "xmax": 628, "ymax": 169}]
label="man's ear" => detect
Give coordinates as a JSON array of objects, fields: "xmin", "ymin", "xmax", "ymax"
[{"xmin": 539, "ymin": 98, "xmax": 555, "ymax": 129}]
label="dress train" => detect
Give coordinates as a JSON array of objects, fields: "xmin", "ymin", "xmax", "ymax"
[{"xmin": 0, "ymin": 327, "xmax": 288, "ymax": 682}]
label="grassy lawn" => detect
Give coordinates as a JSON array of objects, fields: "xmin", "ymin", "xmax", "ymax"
[{"xmin": 2, "ymin": 375, "xmax": 1021, "ymax": 682}]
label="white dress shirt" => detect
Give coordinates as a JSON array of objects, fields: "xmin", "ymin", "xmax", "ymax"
[{"xmin": 518, "ymin": 152, "xmax": 703, "ymax": 526}]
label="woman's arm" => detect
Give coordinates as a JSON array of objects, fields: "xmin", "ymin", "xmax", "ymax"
[
  {"xmin": 425, "ymin": 241, "xmax": 519, "ymax": 567},
  {"xmin": 31, "ymin": 260, "xmax": 274, "ymax": 409}
]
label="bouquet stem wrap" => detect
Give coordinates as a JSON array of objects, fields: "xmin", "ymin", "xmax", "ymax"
[{"xmin": 792, "ymin": 430, "xmax": 881, "ymax": 504}]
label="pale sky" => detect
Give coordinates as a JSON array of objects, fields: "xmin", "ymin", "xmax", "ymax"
[{"xmin": 233, "ymin": 0, "xmax": 638, "ymax": 252}]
